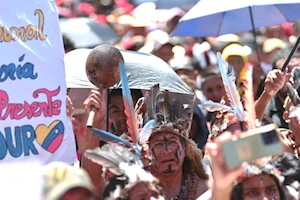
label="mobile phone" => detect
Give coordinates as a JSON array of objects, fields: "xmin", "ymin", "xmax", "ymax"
[{"xmin": 221, "ymin": 124, "xmax": 284, "ymax": 169}]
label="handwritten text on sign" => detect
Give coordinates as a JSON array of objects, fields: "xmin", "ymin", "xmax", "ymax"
[
  {"xmin": 0, "ymin": 9, "xmax": 65, "ymax": 160},
  {"xmin": 0, "ymin": 10, "xmax": 47, "ymax": 43}
]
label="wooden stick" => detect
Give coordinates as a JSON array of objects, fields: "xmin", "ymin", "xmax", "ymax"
[
  {"xmin": 86, "ymin": 86, "xmax": 105, "ymax": 128},
  {"xmin": 282, "ymin": 35, "xmax": 300, "ymax": 72},
  {"xmin": 86, "ymin": 106, "xmax": 98, "ymax": 128}
]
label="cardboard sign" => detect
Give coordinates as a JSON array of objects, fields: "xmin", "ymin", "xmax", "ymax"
[{"xmin": 0, "ymin": 0, "xmax": 76, "ymax": 164}]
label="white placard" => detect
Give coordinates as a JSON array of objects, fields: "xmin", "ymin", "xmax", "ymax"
[{"xmin": 0, "ymin": 0, "xmax": 77, "ymax": 164}]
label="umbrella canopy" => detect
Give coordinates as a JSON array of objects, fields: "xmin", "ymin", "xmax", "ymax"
[
  {"xmin": 65, "ymin": 48, "xmax": 193, "ymax": 95},
  {"xmin": 171, "ymin": 0, "xmax": 300, "ymax": 37},
  {"xmin": 59, "ymin": 17, "xmax": 120, "ymax": 48}
]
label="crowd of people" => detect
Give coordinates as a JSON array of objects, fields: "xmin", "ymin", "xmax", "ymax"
[{"xmin": 39, "ymin": 0, "xmax": 300, "ymax": 200}]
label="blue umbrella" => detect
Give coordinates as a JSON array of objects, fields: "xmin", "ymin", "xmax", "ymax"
[{"xmin": 171, "ymin": 0, "xmax": 300, "ymax": 37}]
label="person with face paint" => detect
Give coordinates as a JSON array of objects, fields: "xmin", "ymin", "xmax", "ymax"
[
  {"xmin": 147, "ymin": 126, "xmax": 209, "ymax": 200},
  {"xmin": 139, "ymin": 87, "xmax": 209, "ymax": 200}
]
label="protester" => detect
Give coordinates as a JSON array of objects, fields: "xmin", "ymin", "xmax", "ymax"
[
  {"xmin": 107, "ymin": 89, "xmax": 144, "ymax": 135},
  {"xmin": 222, "ymin": 43, "xmax": 249, "ymax": 82},
  {"xmin": 169, "ymin": 56, "xmax": 201, "ymax": 82},
  {"xmin": 200, "ymin": 65, "xmax": 225, "ymax": 104},
  {"xmin": 260, "ymin": 38, "xmax": 285, "ymax": 75},
  {"xmin": 254, "ymin": 69, "xmax": 291, "ymax": 125},
  {"xmin": 274, "ymin": 154, "xmax": 300, "ymax": 193},
  {"xmin": 282, "ymin": 91, "xmax": 300, "ymax": 157},
  {"xmin": 145, "ymin": 124, "xmax": 209, "ymax": 199},
  {"xmin": 139, "ymin": 30, "xmax": 176, "ymax": 63},
  {"xmin": 261, "ymin": 48, "xmax": 300, "ymax": 128},
  {"xmin": 230, "ymin": 163, "xmax": 288, "ymax": 200},
  {"xmin": 81, "ymin": 88, "xmax": 144, "ymax": 195},
  {"xmin": 138, "ymin": 87, "xmax": 210, "ymax": 200},
  {"xmin": 84, "ymin": 88, "xmax": 143, "ymax": 137},
  {"xmin": 201, "ymin": 132, "xmax": 299, "ymax": 200},
  {"xmin": 24, "ymin": 1, "xmax": 300, "ymax": 200},
  {"xmin": 202, "ymin": 132, "xmax": 246, "ymax": 200}
]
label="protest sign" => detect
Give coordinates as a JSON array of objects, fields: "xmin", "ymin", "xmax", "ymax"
[{"xmin": 0, "ymin": 0, "xmax": 77, "ymax": 164}]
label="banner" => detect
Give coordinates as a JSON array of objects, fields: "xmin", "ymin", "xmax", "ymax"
[{"xmin": 0, "ymin": 0, "xmax": 77, "ymax": 164}]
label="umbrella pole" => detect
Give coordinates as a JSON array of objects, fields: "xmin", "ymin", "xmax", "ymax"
[
  {"xmin": 249, "ymin": 7, "xmax": 261, "ymax": 62},
  {"xmin": 281, "ymin": 35, "xmax": 300, "ymax": 72}
]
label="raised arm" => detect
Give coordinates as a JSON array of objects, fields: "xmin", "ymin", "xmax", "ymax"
[
  {"xmin": 255, "ymin": 69, "xmax": 290, "ymax": 121},
  {"xmin": 81, "ymin": 88, "xmax": 107, "ymax": 197},
  {"xmin": 198, "ymin": 132, "xmax": 247, "ymax": 200}
]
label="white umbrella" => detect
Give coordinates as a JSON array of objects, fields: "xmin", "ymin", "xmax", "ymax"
[
  {"xmin": 64, "ymin": 48, "xmax": 193, "ymax": 95},
  {"xmin": 65, "ymin": 48, "xmax": 94, "ymax": 88}
]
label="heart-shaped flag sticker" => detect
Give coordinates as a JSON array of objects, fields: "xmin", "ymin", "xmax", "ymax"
[{"xmin": 35, "ymin": 120, "xmax": 64, "ymax": 153}]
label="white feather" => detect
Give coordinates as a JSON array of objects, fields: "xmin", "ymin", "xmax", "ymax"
[
  {"xmin": 216, "ymin": 52, "xmax": 244, "ymax": 121},
  {"xmin": 202, "ymin": 100, "xmax": 233, "ymax": 113}
]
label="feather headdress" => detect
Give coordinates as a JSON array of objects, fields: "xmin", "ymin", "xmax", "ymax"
[
  {"xmin": 201, "ymin": 53, "xmax": 244, "ymax": 121},
  {"xmin": 84, "ymin": 144, "xmax": 162, "ymax": 199},
  {"xmin": 91, "ymin": 128, "xmax": 133, "ymax": 149},
  {"xmin": 205, "ymin": 55, "xmax": 258, "ymax": 138},
  {"xmin": 235, "ymin": 162, "xmax": 283, "ymax": 184},
  {"xmin": 84, "ymin": 144, "xmax": 142, "ymax": 176},
  {"xmin": 201, "ymin": 100, "xmax": 233, "ymax": 113},
  {"xmin": 216, "ymin": 52, "xmax": 244, "ymax": 121},
  {"xmin": 139, "ymin": 84, "xmax": 194, "ymax": 144},
  {"xmin": 119, "ymin": 62, "xmax": 141, "ymax": 154}
]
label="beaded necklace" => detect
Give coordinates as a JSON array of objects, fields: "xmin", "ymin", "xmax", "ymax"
[{"xmin": 172, "ymin": 173, "xmax": 200, "ymax": 200}]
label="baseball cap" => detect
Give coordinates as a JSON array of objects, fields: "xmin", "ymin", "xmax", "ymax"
[
  {"xmin": 43, "ymin": 162, "xmax": 95, "ymax": 200},
  {"xmin": 222, "ymin": 43, "xmax": 250, "ymax": 64},
  {"xmin": 262, "ymin": 38, "xmax": 285, "ymax": 53}
]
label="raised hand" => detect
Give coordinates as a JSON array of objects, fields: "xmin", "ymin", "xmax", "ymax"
[
  {"xmin": 205, "ymin": 132, "xmax": 247, "ymax": 200},
  {"xmin": 264, "ymin": 69, "xmax": 291, "ymax": 97},
  {"xmin": 83, "ymin": 88, "xmax": 107, "ymax": 128}
]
